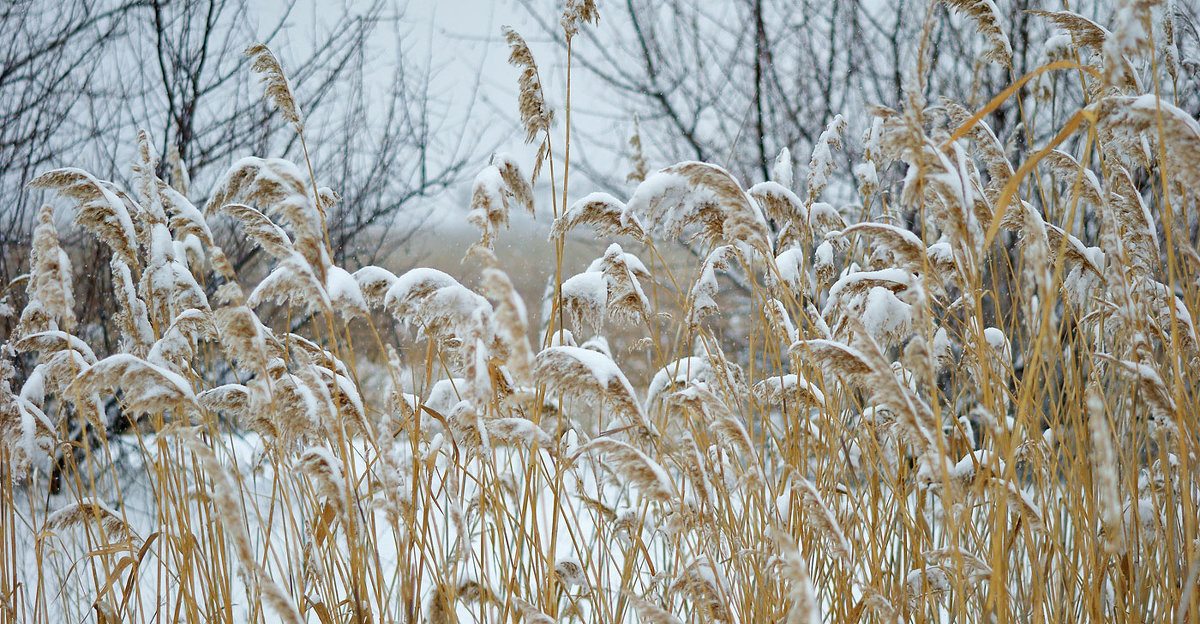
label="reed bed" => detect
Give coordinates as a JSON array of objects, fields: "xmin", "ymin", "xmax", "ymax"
[{"xmin": 1, "ymin": 1, "xmax": 1197, "ymax": 623}]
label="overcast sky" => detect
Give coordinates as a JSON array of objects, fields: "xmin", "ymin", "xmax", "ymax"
[
  {"xmin": 251, "ymin": 0, "xmax": 625, "ymax": 235},
  {"xmin": 239, "ymin": 0, "xmax": 641, "ymax": 289}
]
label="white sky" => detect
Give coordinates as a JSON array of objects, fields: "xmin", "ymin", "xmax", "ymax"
[
  {"xmin": 254, "ymin": 0, "xmax": 624, "ymax": 235},
  {"xmin": 243, "ymin": 0, "xmax": 636, "ymax": 288}
]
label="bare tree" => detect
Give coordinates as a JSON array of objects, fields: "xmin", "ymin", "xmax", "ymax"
[
  {"xmin": 1, "ymin": 0, "xmax": 474, "ymax": 349},
  {"xmin": 0, "ymin": 1, "xmax": 142, "ymax": 298},
  {"xmin": 516, "ymin": 0, "xmax": 1200, "ymax": 196},
  {"xmin": 128, "ymin": 0, "xmax": 471, "ymax": 268}
]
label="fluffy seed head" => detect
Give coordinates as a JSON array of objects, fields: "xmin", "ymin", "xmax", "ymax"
[{"xmin": 245, "ymin": 44, "xmax": 303, "ymax": 130}]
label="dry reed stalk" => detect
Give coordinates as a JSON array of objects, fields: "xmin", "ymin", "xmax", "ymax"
[
  {"xmin": 1086, "ymin": 386, "xmax": 1126, "ymax": 555},
  {"xmin": 5, "ymin": 3, "xmax": 1200, "ymax": 622},
  {"xmin": 770, "ymin": 528, "xmax": 820, "ymax": 624},
  {"xmin": 790, "ymin": 476, "xmax": 852, "ymax": 563},
  {"xmin": 182, "ymin": 430, "xmax": 305, "ymax": 624}
]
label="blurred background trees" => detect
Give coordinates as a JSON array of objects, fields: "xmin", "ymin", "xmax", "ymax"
[
  {"xmin": 515, "ymin": 0, "xmax": 1200, "ymax": 197},
  {"xmin": 5, "ymin": 0, "xmax": 1200, "ymax": 348},
  {"xmin": 1, "ymin": 0, "xmax": 471, "ymax": 348}
]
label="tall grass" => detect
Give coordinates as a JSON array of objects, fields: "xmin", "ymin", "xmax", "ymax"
[{"xmin": 2, "ymin": 2, "xmax": 1198, "ymax": 623}]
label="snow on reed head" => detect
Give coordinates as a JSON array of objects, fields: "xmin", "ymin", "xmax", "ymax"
[
  {"xmin": 560, "ymin": 270, "xmax": 606, "ymax": 334},
  {"xmin": 206, "ymin": 157, "xmax": 329, "ymax": 276},
  {"xmin": 552, "ymin": 192, "xmax": 647, "ymax": 241},
  {"xmin": 3, "ymin": 2, "xmax": 1198, "ymax": 621},
  {"xmin": 594, "ymin": 243, "xmax": 652, "ymax": 325},
  {"xmin": 940, "ymin": 0, "xmax": 1013, "ymax": 66},
  {"xmin": 671, "ymin": 560, "xmax": 733, "ymax": 624},
  {"xmin": 748, "ymin": 180, "xmax": 808, "ymax": 248},
  {"xmin": 18, "ymin": 205, "xmax": 75, "ymax": 334},
  {"xmin": 511, "ymin": 597, "xmax": 556, "ymax": 624},
  {"xmin": 44, "ymin": 498, "xmax": 135, "ymax": 542},
  {"xmin": 625, "ymin": 594, "xmax": 685, "ymax": 624},
  {"xmin": 384, "ymin": 267, "xmax": 494, "ymax": 371},
  {"xmin": 467, "ymin": 155, "xmax": 534, "ymax": 253},
  {"xmin": 534, "ymin": 345, "xmax": 648, "ymax": 434},
  {"xmin": 807, "ymin": 114, "xmax": 847, "ymax": 204},
  {"xmin": 560, "ymin": 0, "xmax": 598, "ymax": 39},
  {"xmin": 1, "ymin": 358, "xmax": 56, "ymax": 476},
  {"xmin": 28, "ymin": 169, "xmax": 139, "ymax": 267},
  {"xmin": 70, "ymin": 354, "xmax": 198, "ymax": 418},
  {"xmin": 626, "ymin": 161, "xmax": 772, "ymax": 255},
  {"xmin": 298, "ymin": 446, "xmax": 349, "ymax": 511},
  {"xmin": 686, "ymin": 245, "xmax": 736, "ymax": 329}
]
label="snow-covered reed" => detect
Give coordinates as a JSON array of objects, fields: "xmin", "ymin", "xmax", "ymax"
[{"xmin": 1, "ymin": 3, "xmax": 1198, "ymax": 623}]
